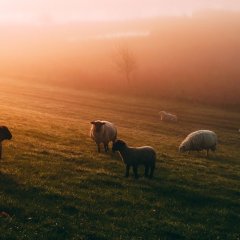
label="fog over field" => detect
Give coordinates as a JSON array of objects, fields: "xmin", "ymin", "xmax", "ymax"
[
  {"xmin": 0, "ymin": 79, "xmax": 240, "ymax": 240},
  {"xmin": 1, "ymin": 1, "xmax": 240, "ymax": 239},
  {"xmin": 0, "ymin": 10, "xmax": 240, "ymax": 106}
]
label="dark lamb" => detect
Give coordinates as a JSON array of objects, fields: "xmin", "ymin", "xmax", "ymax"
[
  {"xmin": 112, "ymin": 139, "xmax": 156, "ymax": 179},
  {"xmin": 0, "ymin": 126, "xmax": 12, "ymax": 159}
]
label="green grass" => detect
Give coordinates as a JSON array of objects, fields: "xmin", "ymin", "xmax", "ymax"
[{"xmin": 0, "ymin": 81, "xmax": 240, "ymax": 240}]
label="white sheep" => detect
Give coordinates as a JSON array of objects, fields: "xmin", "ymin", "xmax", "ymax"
[
  {"xmin": 90, "ymin": 120, "xmax": 117, "ymax": 153},
  {"xmin": 0, "ymin": 126, "xmax": 12, "ymax": 159},
  {"xmin": 179, "ymin": 130, "xmax": 217, "ymax": 157},
  {"xmin": 159, "ymin": 111, "xmax": 177, "ymax": 122},
  {"xmin": 112, "ymin": 139, "xmax": 156, "ymax": 179}
]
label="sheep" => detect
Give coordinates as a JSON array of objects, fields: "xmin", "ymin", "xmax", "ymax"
[
  {"xmin": 112, "ymin": 139, "xmax": 156, "ymax": 179},
  {"xmin": 90, "ymin": 120, "xmax": 117, "ymax": 153},
  {"xmin": 0, "ymin": 126, "xmax": 12, "ymax": 159},
  {"xmin": 179, "ymin": 130, "xmax": 217, "ymax": 157},
  {"xmin": 159, "ymin": 111, "xmax": 177, "ymax": 122}
]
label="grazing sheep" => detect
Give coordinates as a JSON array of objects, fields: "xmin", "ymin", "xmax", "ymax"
[
  {"xmin": 0, "ymin": 126, "xmax": 12, "ymax": 159},
  {"xmin": 90, "ymin": 120, "xmax": 117, "ymax": 153},
  {"xmin": 179, "ymin": 130, "xmax": 217, "ymax": 157},
  {"xmin": 112, "ymin": 139, "xmax": 156, "ymax": 179},
  {"xmin": 159, "ymin": 111, "xmax": 177, "ymax": 122}
]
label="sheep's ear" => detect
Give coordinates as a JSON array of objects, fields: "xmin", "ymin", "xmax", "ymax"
[
  {"xmin": 118, "ymin": 140, "xmax": 126, "ymax": 147},
  {"xmin": 90, "ymin": 121, "xmax": 96, "ymax": 124}
]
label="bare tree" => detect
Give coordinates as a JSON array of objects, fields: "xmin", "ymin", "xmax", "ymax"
[{"xmin": 112, "ymin": 45, "xmax": 137, "ymax": 85}]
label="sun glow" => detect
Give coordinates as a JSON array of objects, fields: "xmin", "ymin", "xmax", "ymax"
[
  {"xmin": 0, "ymin": 0, "xmax": 240, "ymax": 105},
  {"xmin": 0, "ymin": 0, "xmax": 240, "ymax": 25}
]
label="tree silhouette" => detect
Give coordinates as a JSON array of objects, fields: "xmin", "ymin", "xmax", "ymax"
[{"xmin": 113, "ymin": 45, "xmax": 137, "ymax": 85}]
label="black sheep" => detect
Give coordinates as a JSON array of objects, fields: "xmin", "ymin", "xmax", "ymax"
[
  {"xmin": 0, "ymin": 126, "xmax": 12, "ymax": 159},
  {"xmin": 112, "ymin": 139, "xmax": 156, "ymax": 179}
]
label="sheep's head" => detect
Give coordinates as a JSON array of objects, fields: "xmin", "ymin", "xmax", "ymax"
[
  {"xmin": 179, "ymin": 144, "xmax": 186, "ymax": 153},
  {"xmin": 159, "ymin": 111, "xmax": 166, "ymax": 120},
  {"xmin": 159, "ymin": 111, "xmax": 166, "ymax": 115},
  {"xmin": 0, "ymin": 126, "xmax": 12, "ymax": 141},
  {"xmin": 112, "ymin": 140, "xmax": 127, "ymax": 152},
  {"xmin": 90, "ymin": 120, "xmax": 105, "ymax": 132}
]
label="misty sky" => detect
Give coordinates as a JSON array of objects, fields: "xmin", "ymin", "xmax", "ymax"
[{"xmin": 0, "ymin": 0, "xmax": 240, "ymax": 24}]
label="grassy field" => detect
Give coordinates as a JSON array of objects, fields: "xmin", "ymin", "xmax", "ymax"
[{"xmin": 0, "ymin": 80, "xmax": 240, "ymax": 240}]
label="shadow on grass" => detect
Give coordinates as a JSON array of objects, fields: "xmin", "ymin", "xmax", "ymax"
[
  {"xmin": 0, "ymin": 173, "xmax": 76, "ymax": 240},
  {"xmin": 178, "ymin": 151, "xmax": 239, "ymax": 166},
  {"xmin": 1, "ymin": 168, "xmax": 239, "ymax": 240}
]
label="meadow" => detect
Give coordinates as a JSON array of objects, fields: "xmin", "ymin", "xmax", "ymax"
[{"xmin": 0, "ymin": 80, "xmax": 240, "ymax": 240}]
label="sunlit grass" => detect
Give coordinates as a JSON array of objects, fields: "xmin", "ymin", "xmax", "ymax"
[{"xmin": 0, "ymin": 81, "xmax": 240, "ymax": 239}]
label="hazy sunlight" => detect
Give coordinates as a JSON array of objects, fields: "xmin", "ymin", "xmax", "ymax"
[{"xmin": 1, "ymin": 0, "xmax": 240, "ymax": 24}]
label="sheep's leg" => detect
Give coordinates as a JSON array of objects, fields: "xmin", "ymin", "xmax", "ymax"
[
  {"xmin": 0, "ymin": 143, "xmax": 2, "ymax": 159},
  {"xmin": 104, "ymin": 143, "xmax": 109, "ymax": 152},
  {"xmin": 111, "ymin": 141, "xmax": 115, "ymax": 152},
  {"xmin": 97, "ymin": 144, "xmax": 101, "ymax": 153},
  {"xmin": 206, "ymin": 149, "xmax": 209, "ymax": 157},
  {"xmin": 211, "ymin": 145, "xmax": 216, "ymax": 152},
  {"xmin": 125, "ymin": 165, "xmax": 130, "ymax": 177},
  {"xmin": 149, "ymin": 166, "xmax": 155, "ymax": 179},
  {"xmin": 133, "ymin": 165, "xmax": 139, "ymax": 179},
  {"xmin": 144, "ymin": 165, "xmax": 149, "ymax": 178}
]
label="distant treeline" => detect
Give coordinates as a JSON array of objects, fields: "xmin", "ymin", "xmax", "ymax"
[{"xmin": 0, "ymin": 10, "xmax": 240, "ymax": 106}]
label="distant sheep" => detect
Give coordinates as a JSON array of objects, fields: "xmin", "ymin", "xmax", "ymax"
[
  {"xmin": 0, "ymin": 126, "xmax": 12, "ymax": 159},
  {"xmin": 159, "ymin": 111, "xmax": 177, "ymax": 122},
  {"xmin": 179, "ymin": 130, "xmax": 217, "ymax": 157},
  {"xmin": 90, "ymin": 120, "xmax": 117, "ymax": 153},
  {"xmin": 112, "ymin": 139, "xmax": 156, "ymax": 179}
]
